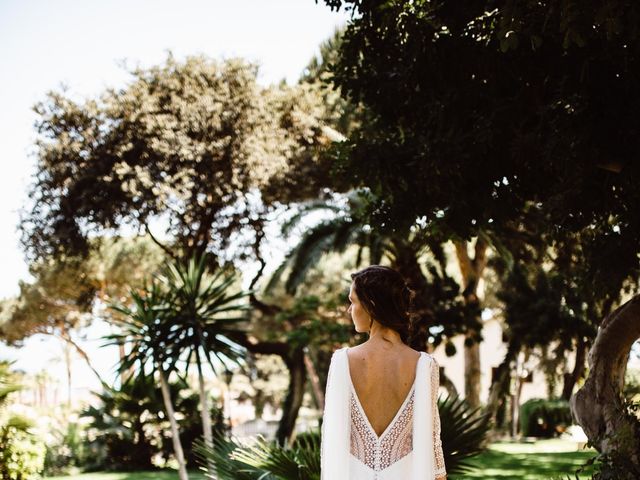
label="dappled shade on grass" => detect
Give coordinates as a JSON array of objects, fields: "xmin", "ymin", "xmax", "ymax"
[{"xmin": 460, "ymin": 442, "xmax": 595, "ymax": 480}]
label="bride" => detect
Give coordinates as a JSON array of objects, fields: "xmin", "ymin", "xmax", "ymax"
[{"xmin": 320, "ymin": 265, "xmax": 447, "ymax": 480}]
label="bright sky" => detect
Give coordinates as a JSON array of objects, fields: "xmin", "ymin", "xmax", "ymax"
[{"xmin": 0, "ymin": 0, "xmax": 349, "ymax": 397}]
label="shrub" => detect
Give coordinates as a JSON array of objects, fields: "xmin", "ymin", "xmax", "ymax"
[
  {"xmin": 42, "ymin": 419, "xmax": 87, "ymax": 476},
  {"xmin": 0, "ymin": 417, "xmax": 46, "ymax": 480},
  {"xmin": 520, "ymin": 398, "xmax": 573, "ymax": 438},
  {"xmin": 0, "ymin": 362, "xmax": 46, "ymax": 479},
  {"xmin": 81, "ymin": 374, "xmax": 227, "ymax": 471}
]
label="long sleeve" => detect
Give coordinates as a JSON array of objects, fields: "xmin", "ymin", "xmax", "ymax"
[
  {"xmin": 320, "ymin": 347, "xmax": 351, "ymax": 480},
  {"xmin": 431, "ymin": 357, "xmax": 446, "ymax": 477}
]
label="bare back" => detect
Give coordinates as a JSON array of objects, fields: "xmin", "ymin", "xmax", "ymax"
[{"xmin": 346, "ymin": 343, "xmax": 422, "ymax": 437}]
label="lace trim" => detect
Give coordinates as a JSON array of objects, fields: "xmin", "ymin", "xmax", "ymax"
[
  {"xmin": 349, "ymin": 388, "xmax": 414, "ymax": 471},
  {"xmin": 431, "ymin": 357, "xmax": 446, "ymax": 476}
]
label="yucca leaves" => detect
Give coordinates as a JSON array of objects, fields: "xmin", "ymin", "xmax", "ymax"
[
  {"xmin": 106, "ymin": 279, "xmax": 173, "ymax": 376},
  {"xmin": 195, "ymin": 430, "xmax": 321, "ymax": 480},
  {"xmin": 106, "ymin": 253, "xmax": 251, "ymax": 378},
  {"xmin": 193, "ymin": 432, "xmax": 267, "ymax": 480},
  {"xmin": 157, "ymin": 253, "xmax": 251, "ymax": 375},
  {"xmin": 438, "ymin": 394, "xmax": 491, "ymax": 475}
]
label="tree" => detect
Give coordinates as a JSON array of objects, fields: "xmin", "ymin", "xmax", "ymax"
[
  {"xmin": 318, "ymin": 0, "xmax": 640, "ymax": 455},
  {"xmin": 0, "ymin": 236, "xmax": 166, "ymax": 385},
  {"xmin": 572, "ymin": 296, "xmax": 640, "ymax": 478},
  {"xmin": 108, "ymin": 281, "xmax": 190, "ymax": 480},
  {"xmin": 20, "ymin": 55, "xmax": 348, "ymax": 444},
  {"xmin": 21, "ymin": 55, "xmax": 340, "ymax": 263},
  {"xmin": 159, "ymin": 254, "xmax": 250, "ymax": 452}
]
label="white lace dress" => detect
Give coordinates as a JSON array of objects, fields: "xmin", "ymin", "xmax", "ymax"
[{"xmin": 320, "ymin": 347, "xmax": 446, "ymax": 480}]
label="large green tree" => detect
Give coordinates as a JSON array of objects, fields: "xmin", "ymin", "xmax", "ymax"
[
  {"xmin": 320, "ymin": 0, "xmax": 640, "ymax": 294},
  {"xmin": 22, "ymin": 55, "xmax": 342, "ymax": 262},
  {"xmin": 320, "ymin": 0, "xmax": 640, "ymax": 470}
]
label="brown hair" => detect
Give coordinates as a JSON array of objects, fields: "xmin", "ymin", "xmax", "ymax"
[{"xmin": 350, "ymin": 265, "xmax": 415, "ymax": 343}]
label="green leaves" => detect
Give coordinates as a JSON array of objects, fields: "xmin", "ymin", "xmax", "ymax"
[
  {"xmin": 157, "ymin": 253, "xmax": 251, "ymax": 374},
  {"xmin": 107, "ymin": 252, "xmax": 251, "ymax": 379},
  {"xmin": 438, "ymin": 394, "xmax": 491, "ymax": 475},
  {"xmin": 23, "ymin": 55, "xmax": 341, "ymax": 263},
  {"xmin": 318, "ymin": 0, "xmax": 640, "ymax": 298},
  {"xmin": 194, "ymin": 430, "xmax": 321, "ymax": 480}
]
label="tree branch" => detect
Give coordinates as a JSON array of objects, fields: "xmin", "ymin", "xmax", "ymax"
[{"xmin": 144, "ymin": 224, "xmax": 177, "ymax": 260}]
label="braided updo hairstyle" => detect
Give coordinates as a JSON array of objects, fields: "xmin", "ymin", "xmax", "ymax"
[{"xmin": 350, "ymin": 265, "xmax": 416, "ymax": 344}]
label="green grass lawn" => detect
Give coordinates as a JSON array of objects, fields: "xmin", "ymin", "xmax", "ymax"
[
  {"xmin": 459, "ymin": 439, "xmax": 596, "ymax": 480},
  {"xmin": 47, "ymin": 439, "xmax": 596, "ymax": 480}
]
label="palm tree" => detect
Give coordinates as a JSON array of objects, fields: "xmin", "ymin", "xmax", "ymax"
[
  {"xmin": 265, "ymin": 190, "xmax": 387, "ymax": 295},
  {"xmin": 158, "ymin": 253, "xmax": 251, "ymax": 450},
  {"xmin": 108, "ymin": 280, "xmax": 190, "ymax": 480},
  {"xmin": 267, "ymin": 190, "xmax": 468, "ymax": 354}
]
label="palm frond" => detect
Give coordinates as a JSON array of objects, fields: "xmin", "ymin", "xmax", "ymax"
[
  {"xmin": 438, "ymin": 393, "xmax": 491, "ymax": 475},
  {"xmin": 285, "ymin": 220, "xmax": 350, "ymax": 294},
  {"xmin": 195, "ymin": 430, "xmax": 321, "ymax": 480},
  {"xmin": 193, "ymin": 432, "xmax": 268, "ymax": 480}
]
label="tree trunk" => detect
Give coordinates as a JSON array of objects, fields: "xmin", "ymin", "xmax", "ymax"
[
  {"xmin": 571, "ymin": 295, "xmax": 640, "ymax": 474},
  {"xmin": 195, "ymin": 351, "xmax": 214, "ymax": 457},
  {"xmin": 511, "ymin": 349, "xmax": 530, "ymax": 438},
  {"xmin": 63, "ymin": 341, "xmax": 72, "ymax": 407},
  {"xmin": 464, "ymin": 341, "xmax": 482, "ymax": 408},
  {"xmin": 304, "ymin": 348, "xmax": 324, "ymax": 410},
  {"xmin": 454, "ymin": 237, "xmax": 488, "ymax": 409},
  {"xmin": 157, "ymin": 366, "xmax": 189, "ymax": 480},
  {"xmin": 439, "ymin": 369, "xmax": 459, "ymax": 397},
  {"xmin": 486, "ymin": 341, "xmax": 521, "ymax": 429},
  {"xmin": 44, "ymin": 329, "xmax": 107, "ymax": 386},
  {"xmin": 561, "ymin": 336, "xmax": 587, "ymax": 401},
  {"xmin": 225, "ymin": 331, "xmax": 306, "ymax": 445},
  {"xmin": 275, "ymin": 346, "xmax": 307, "ymax": 446}
]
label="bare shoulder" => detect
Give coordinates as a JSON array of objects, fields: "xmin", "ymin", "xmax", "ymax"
[{"xmin": 349, "ymin": 343, "xmax": 421, "ymax": 361}]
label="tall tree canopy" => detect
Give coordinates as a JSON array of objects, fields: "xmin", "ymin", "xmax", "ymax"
[
  {"xmin": 21, "ymin": 55, "xmax": 343, "ymax": 264},
  {"xmin": 320, "ymin": 0, "xmax": 640, "ymax": 296},
  {"xmin": 320, "ymin": 0, "xmax": 640, "ymax": 471}
]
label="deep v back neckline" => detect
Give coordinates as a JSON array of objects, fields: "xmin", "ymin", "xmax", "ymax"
[{"xmin": 346, "ymin": 347, "xmax": 423, "ymax": 440}]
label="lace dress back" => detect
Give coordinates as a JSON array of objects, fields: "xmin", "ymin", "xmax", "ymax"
[
  {"xmin": 347, "ymin": 348, "xmax": 446, "ymax": 479},
  {"xmin": 320, "ymin": 347, "xmax": 447, "ymax": 480},
  {"xmin": 350, "ymin": 379, "xmax": 415, "ymax": 472}
]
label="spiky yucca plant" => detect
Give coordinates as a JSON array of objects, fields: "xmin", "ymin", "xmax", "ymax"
[
  {"xmin": 438, "ymin": 394, "xmax": 491, "ymax": 475},
  {"xmin": 194, "ymin": 430, "xmax": 320, "ymax": 480}
]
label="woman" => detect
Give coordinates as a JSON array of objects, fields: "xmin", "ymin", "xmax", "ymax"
[{"xmin": 320, "ymin": 265, "xmax": 447, "ymax": 480}]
